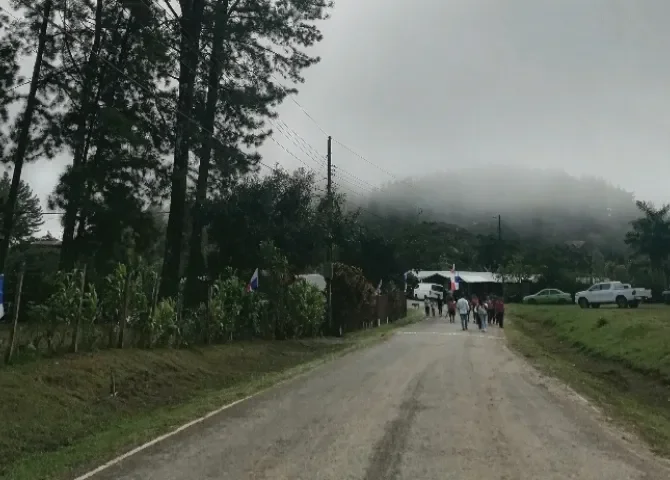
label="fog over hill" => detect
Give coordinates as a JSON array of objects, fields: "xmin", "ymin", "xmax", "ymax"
[{"xmin": 360, "ymin": 167, "xmax": 640, "ymax": 249}]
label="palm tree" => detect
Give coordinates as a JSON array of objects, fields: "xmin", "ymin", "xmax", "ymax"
[{"xmin": 624, "ymin": 201, "xmax": 670, "ymax": 283}]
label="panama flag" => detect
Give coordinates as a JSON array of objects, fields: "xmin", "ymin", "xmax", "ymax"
[
  {"xmin": 246, "ymin": 268, "xmax": 259, "ymax": 293},
  {"xmin": 450, "ymin": 264, "xmax": 459, "ymax": 291}
]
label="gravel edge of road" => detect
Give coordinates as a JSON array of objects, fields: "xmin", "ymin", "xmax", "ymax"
[{"xmin": 504, "ymin": 311, "xmax": 670, "ymax": 471}]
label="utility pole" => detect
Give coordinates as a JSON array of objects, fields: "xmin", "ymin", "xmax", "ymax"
[
  {"xmin": 497, "ymin": 214, "xmax": 502, "ymax": 242},
  {"xmin": 326, "ymin": 136, "xmax": 334, "ymax": 335},
  {"xmin": 498, "ymin": 214, "xmax": 505, "ymax": 298}
]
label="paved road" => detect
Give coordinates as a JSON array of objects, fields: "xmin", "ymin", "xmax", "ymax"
[{"xmin": 92, "ymin": 316, "xmax": 670, "ymax": 480}]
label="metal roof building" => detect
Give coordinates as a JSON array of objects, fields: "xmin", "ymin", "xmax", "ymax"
[{"xmin": 411, "ymin": 270, "xmax": 539, "ymax": 284}]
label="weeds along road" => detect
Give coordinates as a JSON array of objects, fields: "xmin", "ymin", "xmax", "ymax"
[{"xmin": 90, "ymin": 316, "xmax": 670, "ymax": 480}]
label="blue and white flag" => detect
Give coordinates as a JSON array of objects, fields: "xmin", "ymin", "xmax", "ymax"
[{"xmin": 246, "ymin": 268, "xmax": 259, "ymax": 293}]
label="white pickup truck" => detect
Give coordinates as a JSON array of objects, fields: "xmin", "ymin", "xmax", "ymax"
[
  {"xmin": 622, "ymin": 284, "xmax": 652, "ymax": 302},
  {"xmin": 575, "ymin": 281, "xmax": 650, "ymax": 309}
]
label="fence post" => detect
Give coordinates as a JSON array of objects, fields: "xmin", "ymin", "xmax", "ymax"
[
  {"xmin": 117, "ymin": 271, "xmax": 131, "ymax": 349},
  {"xmin": 4, "ymin": 263, "xmax": 25, "ymax": 365},
  {"xmin": 70, "ymin": 264, "xmax": 88, "ymax": 353},
  {"xmin": 146, "ymin": 273, "xmax": 160, "ymax": 348}
]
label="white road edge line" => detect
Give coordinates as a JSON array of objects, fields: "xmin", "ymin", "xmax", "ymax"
[
  {"xmin": 74, "ymin": 339, "xmax": 382, "ymax": 479},
  {"xmin": 72, "ymin": 392, "xmax": 258, "ymax": 480}
]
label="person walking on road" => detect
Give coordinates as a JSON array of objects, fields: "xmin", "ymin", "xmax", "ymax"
[
  {"xmin": 471, "ymin": 294, "xmax": 480, "ymax": 329},
  {"xmin": 430, "ymin": 297, "xmax": 436, "ymax": 317},
  {"xmin": 486, "ymin": 296, "xmax": 495, "ymax": 326},
  {"xmin": 456, "ymin": 295, "xmax": 470, "ymax": 330},
  {"xmin": 477, "ymin": 302, "xmax": 488, "ymax": 333},
  {"xmin": 447, "ymin": 297, "xmax": 456, "ymax": 323},
  {"xmin": 437, "ymin": 294, "xmax": 444, "ymax": 317},
  {"xmin": 495, "ymin": 297, "xmax": 505, "ymax": 328},
  {"xmin": 423, "ymin": 296, "xmax": 430, "ymax": 317}
]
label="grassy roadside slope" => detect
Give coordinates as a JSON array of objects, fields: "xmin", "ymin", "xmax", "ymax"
[
  {"xmin": 506, "ymin": 304, "xmax": 670, "ymax": 456},
  {"xmin": 0, "ymin": 312, "xmax": 419, "ymax": 480}
]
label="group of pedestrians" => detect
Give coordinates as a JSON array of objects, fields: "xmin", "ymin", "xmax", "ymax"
[
  {"xmin": 423, "ymin": 295, "xmax": 455, "ymax": 319},
  {"xmin": 423, "ymin": 292, "xmax": 504, "ymax": 332}
]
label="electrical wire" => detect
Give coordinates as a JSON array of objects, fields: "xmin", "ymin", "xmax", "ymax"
[{"xmin": 2, "ymin": 1, "xmax": 419, "ymax": 224}]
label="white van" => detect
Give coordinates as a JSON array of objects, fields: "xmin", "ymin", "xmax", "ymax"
[{"xmin": 413, "ymin": 283, "xmax": 444, "ymax": 300}]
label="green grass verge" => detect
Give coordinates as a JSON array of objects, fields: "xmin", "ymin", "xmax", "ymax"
[
  {"xmin": 505, "ymin": 304, "xmax": 670, "ymax": 456},
  {"xmin": 0, "ymin": 311, "xmax": 420, "ymax": 480}
]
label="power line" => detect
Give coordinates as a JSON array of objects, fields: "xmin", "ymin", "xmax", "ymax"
[
  {"xmin": 5, "ymin": 1, "xmax": 395, "ymax": 194},
  {"xmin": 4, "ymin": 2, "xmax": 414, "ymax": 226},
  {"xmin": 0, "ymin": 3, "xmax": 335, "ymax": 208},
  {"xmin": 144, "ymin": 0, "xmax": 378, "ymax": 196}
]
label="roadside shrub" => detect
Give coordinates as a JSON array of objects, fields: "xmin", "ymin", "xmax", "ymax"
[
  {"xmin": 331, "ymin": 262, "xmax": 375, "ymax": 333},
  {"xmin": 27, "ymin": 269, "xmax": 98, "ymax": 352},
  {"xmin": 151, "ymin": 298, "xmax": 178, "ymax": 347},
  {"xmin": 206, "ymin": 274, "xmax": 246, "ymax": 342},
  {"xmin": 2, "ymin": 246, "xmax": 393, "ymax": 364},
  {"xmin": 285, "ymin": 279, "xmax": 325, "ymax": 338}
]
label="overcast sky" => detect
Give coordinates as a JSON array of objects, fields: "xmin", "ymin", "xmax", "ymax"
[{"xmin": 3, "ymin": 0, "xmax": 670, "ymax": 236}]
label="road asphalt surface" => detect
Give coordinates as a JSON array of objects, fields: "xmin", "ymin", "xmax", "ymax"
[{"xmin": 90, "ymin": 315, "xmax": 670, "ymax": 480}]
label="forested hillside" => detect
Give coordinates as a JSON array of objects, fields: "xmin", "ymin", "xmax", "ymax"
[{"xmin": 364, "ymin": 167, "xmax": 639, "ymax": 249}]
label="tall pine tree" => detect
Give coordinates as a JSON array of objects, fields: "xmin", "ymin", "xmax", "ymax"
[{"xmin": 182, "ymin": 0, "xmax": 332, "ymax": 304}]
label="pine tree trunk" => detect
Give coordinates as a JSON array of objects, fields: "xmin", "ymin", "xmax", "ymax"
[
  {"xmin": 59, "ymin": 0, "xmax": 104, "ymax": 271},
  {"xmin": 160, "ymin": 0, "xmax": 206, "ymax": 299},
  {"xmin": 185, "ymin": 0, "xmax": 230, "ymax": 306},
  {"xmin": 0, "ymin": 0, "xmax": 52, "ymax": 273}
]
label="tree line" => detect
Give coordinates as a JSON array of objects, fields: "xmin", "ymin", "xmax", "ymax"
[
  {"xmin": 0, "ymin": 0, "xmax": 334, "ymax": 298},
  {"xmin": 0, "ymin": 0, "xmax": 668, "ymax": 354}
]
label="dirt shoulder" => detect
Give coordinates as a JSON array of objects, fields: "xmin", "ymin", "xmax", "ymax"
[
  {"xmin": 505, "ymin": 304, "xmax": 670, "ymax": 458},
  {"xmin": 0, "ymin": 312, "xmax": 420, "ymax": 480}
]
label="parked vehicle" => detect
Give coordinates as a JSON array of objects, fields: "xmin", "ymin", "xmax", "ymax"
[
  {"xmin": 575, "ymin": 281, "xmax": 649, "ymax": 309},
  {"xmin": 413, "ymin": 283, "xmax": 444, "ymax": 300},
  {"xmin": 622, "ymin": 284, "xmax": 652, "ymax": 302},
  {"xmin": 663, "ymin": 290, "xmax": 670, "ymax": 305},
  {"xmin": 522, "ymin": 288, "xmax": 572, "ymax": 305}
]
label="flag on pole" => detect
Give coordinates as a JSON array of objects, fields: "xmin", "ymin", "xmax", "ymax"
[
  {"xmin": 376, "ymin": 279, "xmax": 383, "ymax": 294},
  {"xmin": 450, "ymin": 264, "xmax": 459, "ymax": 291},
  {"xmin": 246, "ymin": 268, "xmax": 259, "ymax": 293}
]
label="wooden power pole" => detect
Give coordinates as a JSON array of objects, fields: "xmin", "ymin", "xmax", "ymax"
[{"xmin": 326, "ymin": 136, "xmax": 334, "ymax": 334}]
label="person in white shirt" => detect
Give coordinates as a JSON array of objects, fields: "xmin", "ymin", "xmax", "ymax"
[
  {"xmin": 477, "ymin": 302, "xmax": 488, "ymax": 333},
  {"xmin": 456, "ymin": 295, "xmax": 470, "ymax": 330}
]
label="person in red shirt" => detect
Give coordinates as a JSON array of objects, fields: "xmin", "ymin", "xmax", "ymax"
[
  {"xmin": 495, "ymin": 297, "xmax": 505, "ymax": 328},
  {"xmin": 447, "ymin": 297, "xmax": 456, "ymax": 323},
  {"xmin": 486, "ymin": 296, "xmax": 495, "ymax": 326}
]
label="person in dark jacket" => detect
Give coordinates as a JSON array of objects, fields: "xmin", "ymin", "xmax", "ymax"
[
  {"xmin": 437, "ymin": 294, "xmax": 444, "ymax": 317},
  {"xmin": 471, "ymin": 294, "xmax": 480, "ymax": 329},
  {"xmin": 486, "ymin": 296, "xmax": 495, "ymax": 325},
  {"xmin": 495, "ymin": 298, "xmax": 505, "ymax": 328}
]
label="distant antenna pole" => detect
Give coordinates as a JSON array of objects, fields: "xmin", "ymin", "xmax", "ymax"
[
  {"xmin": 498, "ymin": 214, "xmax": 502, "ymax": 242},
  {"xmin": 326, "ymin": 136, "xmax": 334, "ymax": 335},
  {"xmin": 498, "ymin": 214, "xmax": 505, "ymax": 297}
]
